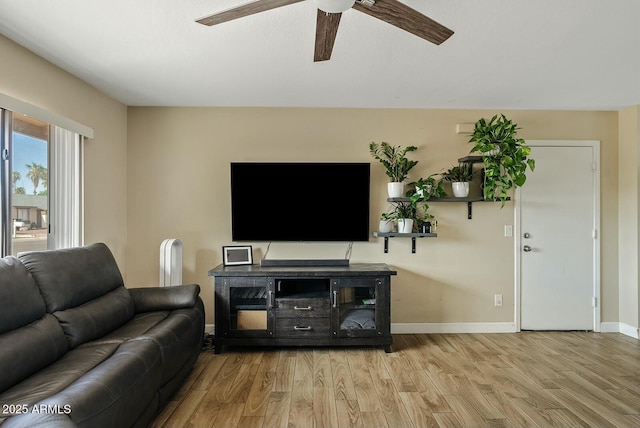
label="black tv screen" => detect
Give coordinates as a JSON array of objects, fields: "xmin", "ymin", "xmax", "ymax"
[{"xmin": 230, "ymin": 162, "xmax": 370, "ymax": 242}]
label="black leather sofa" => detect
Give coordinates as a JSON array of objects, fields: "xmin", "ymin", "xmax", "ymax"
[{"xmin": 0, "ymin": 243, "xmax": 205, "ymax": 427}]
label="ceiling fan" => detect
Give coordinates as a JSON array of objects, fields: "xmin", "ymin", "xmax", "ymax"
[{"xmin": 196, "ymin": 0, "xmax": 454, "ymax": 62}]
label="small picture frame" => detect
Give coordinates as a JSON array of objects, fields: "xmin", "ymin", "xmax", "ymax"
[{"xmin": 223, "ymin": 245, "xmax": 253, "ymax": 266}]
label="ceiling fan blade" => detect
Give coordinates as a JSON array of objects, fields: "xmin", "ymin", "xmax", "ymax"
[
  {"xmin": 314, "ymin": 10, "xmax": 343, "ymax": 62},
  {"xmin": 196, "ymin": 0, "xmax": 303, "ymax": 26},
  {"xmin": 353, "ymin": 0, "xmax": 453, "ymax": 45}
]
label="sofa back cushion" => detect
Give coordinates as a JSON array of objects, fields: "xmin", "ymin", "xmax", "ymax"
[
  {"xmin": 0, "ymin": 257, "xmax": 68, "ymax": 392},
  {"xmin": 0, "ymin": 314, "xmax": 68, "ymax": 393},
  {"xmin": 18, "ymin": 243, "xmax": 126, "ymax": 312},
  {"xmin": 54, "ymin": 287, "xmax": 134, "ymax": 348},
  {"xmin": 0, "ymin": 256, "xmax": 46, "ymax": 334},
  {"xmin": 18, "ymin": 243, "xmax": 135, "ymax": 348}
]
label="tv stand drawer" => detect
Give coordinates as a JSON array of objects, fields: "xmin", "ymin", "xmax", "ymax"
[
  {"xmin": 276, "ymin": 298, "xmax": 330, "ymax": 318},
  {"xmin": 276, "ymin": 317, "xmax": 330, "ymax": 338}
]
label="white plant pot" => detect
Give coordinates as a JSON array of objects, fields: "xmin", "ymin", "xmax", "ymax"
[
  {"xmin": 415, "ymin": 184, "xmax": 432, "ymax": 199},
  {"xmin": 452, "ymin": 182, "xmax": 470, "ymax": 198},
  {"xmin": 486, "ymin": 147, "xmax": 499, "ymax": 156},
  {"xmin": 379, "ymin": 220, "xmax": 394, "ymax": 233},
  {"xmin": 397, "ymin": 218, "xmax": 414, "ymax": 234},
  {"xmin": 387, "ymin": 182, "xmax": 404, "ymax": 198}
]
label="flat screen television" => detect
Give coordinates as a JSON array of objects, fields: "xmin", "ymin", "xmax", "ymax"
[{"xmin": 230, "ymin": 162, "xmax": 370, "ymax": 242}]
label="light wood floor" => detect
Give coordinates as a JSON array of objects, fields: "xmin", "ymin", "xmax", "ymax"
[{"xmin": 152, "ymin": 332, "xmax": 640, "ymax": 428}]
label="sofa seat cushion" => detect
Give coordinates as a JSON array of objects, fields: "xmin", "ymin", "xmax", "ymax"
[
  {"xmin": 135, "ymin": 300, "xmax": 205, "ymax": 384},
  {"xmin": 2, "ymin": 413, "xmax": 77, "ymax": 428},
  {"xmin": 77, "ymin": 311, "xmax": 170, "ymax": 347},
  {"xmin": 0, "ymin": 342, "xmax": 120, "ymax": 423},
  {"xmin": 0, "ymin": 314, "xmax": 68, "ymax": 394},
  {"xmin": 3, "ymin": 339, "xmax": 163, "ymax": 428}
]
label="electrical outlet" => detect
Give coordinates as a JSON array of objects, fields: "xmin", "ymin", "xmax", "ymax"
[{"xmin": 494, "ymin": 294, "xmax": 503, "ymax": 307}]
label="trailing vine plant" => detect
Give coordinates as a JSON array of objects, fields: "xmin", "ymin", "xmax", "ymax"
[{"xmin": 468, "ymin": 114, "xmax": 535, "ymax": 206}]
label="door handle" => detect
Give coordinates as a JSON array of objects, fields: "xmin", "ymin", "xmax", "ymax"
[{"xmin": 523, "ymin": 245, "xmax": 532, "ymax": 252}]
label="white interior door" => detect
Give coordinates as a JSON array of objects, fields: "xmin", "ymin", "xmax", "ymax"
[{"xmin": 519, "ymin": 143, "xmax": 598, "ymax": 330}]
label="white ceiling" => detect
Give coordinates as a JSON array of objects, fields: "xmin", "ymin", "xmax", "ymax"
[{"xmin": 1, "ymin": 0, "xmax": 638, "ymax": 110}]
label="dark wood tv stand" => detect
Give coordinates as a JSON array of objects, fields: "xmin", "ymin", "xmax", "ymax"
[{"xmin": 208, "ymin": 263, "xmax": 396, "ymax": 354}]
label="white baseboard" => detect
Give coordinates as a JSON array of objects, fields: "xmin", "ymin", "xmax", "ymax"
[
  {"xmin": 391, "ymin": 322, "xmax": 517, "ymax": 334},
  {"xmin": 600, "ymin": 322, "xmax": 639, "ymax": 339},
  {"xmin": 206, "ymin": 322, "xmax": 639, "ymax": 339},
  {"xmin": 207, "ymin": 322, "xmax": 516, "ymax": 335},
  {"xmin": 600, "ymin": 322, "xmax": 620, "ymax": 333},
  {"xmin": 620, "ymin": 323, "xmax": 640, "ymax": 339}
]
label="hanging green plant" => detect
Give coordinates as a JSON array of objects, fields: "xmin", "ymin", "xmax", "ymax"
[{"xmin": 468, "ymin": 114, "xmax": 535, "ymax": 206}]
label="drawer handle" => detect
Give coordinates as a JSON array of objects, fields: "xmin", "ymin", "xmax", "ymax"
[
  {"xmin": 293, "ymin": 326, "xmax": 312, "ymax": 331},
  {"xmin": 294, "ymin": 306, "xmax": 312, "ymax": 311}
]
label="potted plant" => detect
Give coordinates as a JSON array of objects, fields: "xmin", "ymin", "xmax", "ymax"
[
  {"xmin": 379, "ymin": 211, "xmax": 396, "ymax": 233},
  {"xmin": 389, "ymin": 198, "xmax": 437, "ymax": 234},
  {"xmin": 468, "ymin": 114, "xmax": 535, "ymax": 205},
  {"xmin": 442, "ymin": 163, "xmax": 474, "ymax": 197},
  {"xmin": 394, "ymin": 200, "xmax": 416, "ymax": 233},
  {"xmin": 369, "ymin": 142, "xmax": 418, "ymax": 198},
  {"xmin": 409, "ymin": 175, "xmax": 446, "ymax": 200}
]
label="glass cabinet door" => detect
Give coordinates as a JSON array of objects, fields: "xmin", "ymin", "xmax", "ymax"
[
  {"xmin": 332, "ymin": 278, "xmax": 388, "ymax": 338},
  {"xmin": 218, "ymin": 277, "xmax": 274, "ymax": 338}
]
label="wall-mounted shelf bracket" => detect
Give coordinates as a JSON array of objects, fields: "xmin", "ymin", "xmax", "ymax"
[
  {"xmin": 373, "ymin": 232, "xmax": 437, "ymax": 253},
  {"xmin": 418, "ymin": 196, "xmax": 484, "ymax": 219},
  {"xmin": 458, "ymin": 155, "xmax": 484, "ymax": 163}
]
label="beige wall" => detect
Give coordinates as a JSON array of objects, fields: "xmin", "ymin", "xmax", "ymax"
[
  {"xmin": 1, "ymin": 33, "xmax": 628, "ymax": 330},
  {"xmin": 618, "ymin": 106, "xmax": 640, "ymax": 331},
  {"xmin": 0, "ymin": 35, "xmax": 129, "ymax": 268},
  {"xmin": 127, "ymin": 107, "xmax": 619, "ymax": 326}
]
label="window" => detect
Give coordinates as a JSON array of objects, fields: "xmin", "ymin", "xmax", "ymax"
[
  {"xmin": 1, "ymin": 108, "xmax": 84, "ymax": 256},
  {"xmin": 10, "ymin": 114, "xmax": 49, "ymax": 254}
]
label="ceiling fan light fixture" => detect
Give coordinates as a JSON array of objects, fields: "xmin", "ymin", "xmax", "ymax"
[{"xmin": 314, "ymin": 0, "xmax": 356, "ymax": 13}]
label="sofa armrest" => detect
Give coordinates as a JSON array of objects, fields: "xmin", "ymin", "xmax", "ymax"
[{"xmin": 129, "ymin": 284, "xmax": 200, "ymax": 313}]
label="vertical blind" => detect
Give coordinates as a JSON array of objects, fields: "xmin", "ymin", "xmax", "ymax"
[
  {"xmin": 48, "ymin": 125, "xmax": 83, "ymax": 249},
  {"xmin": 0, "ymin": 109, "xmax": 11, "ymax": 255}
]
